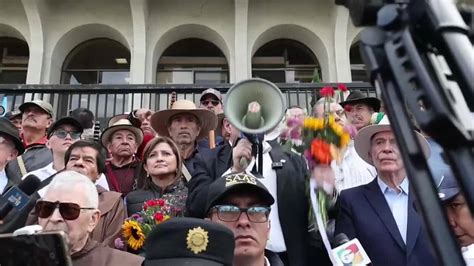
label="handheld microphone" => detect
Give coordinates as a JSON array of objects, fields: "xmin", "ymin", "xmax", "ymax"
[
  {"xmin": 0, "ymin": 175, "xmax": 41, "ymax": 220},
  {"xmin": 331, "ymin": 233, "xmax": 371, "ymax": 266}
]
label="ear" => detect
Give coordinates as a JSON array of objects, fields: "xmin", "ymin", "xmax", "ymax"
[
  {"xmin": 87, "ymin": 210, "xmax": 101, "ymax": 233},
  {"xmin": 143, "ymin": 163, "xmax": 149, "ymax": 174},
  {"xmin": 46, "ymin": 139, "xmax": 52, "ymax": 149},
  {"xmin": 46, "ymin": 118, "xmax": 53, "ymax": 128},
  {"xmin": 106, "ymin": 143, "xmax": 112, "ymax": 154},
  {"xmin": 7, "ymin": 150, "xmax": 18, "ymax": 161},
  {"xmin": 266, "ymin": 220, "xmax": 271, "ymax": 239}
]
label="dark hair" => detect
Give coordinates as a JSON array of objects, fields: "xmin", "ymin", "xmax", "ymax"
[
  {"xmin": 70, "ymin": 108, "xmax": 94, "ymax": 129},
  {"xmin": 142, "ymin": 137, "xmax": 182, "ymax": 189},
  {"xmin": 64, "ymin": 140, "xmax": 107, "ymax": 174}
]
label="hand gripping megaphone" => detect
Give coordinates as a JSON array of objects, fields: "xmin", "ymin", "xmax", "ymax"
[{"xmin": 224, "ymin": 78, "xmax": 286, "ymax": 173}]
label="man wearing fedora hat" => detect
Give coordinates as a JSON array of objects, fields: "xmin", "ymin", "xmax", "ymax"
[
  {"xmin": 150, "ymin": 99, "xmax": 217, "ymax": 180},
  {"xmin": 5, "ymin": 100, "xmax": 54, "ymax": 185},
  {"xmin": 335, "ymin": 114, "xmax": 436, "ymax": 265},
  {"xmin": 340, "ymin": 91, "xmax": 381, "ymax": 132},
  {"xmin": 101, "ymin": 118, "xmax": 144, "ymax": 196},
  {"xmin": 0, "ymin": 117, "xmax": 24, "ymax": 193}
]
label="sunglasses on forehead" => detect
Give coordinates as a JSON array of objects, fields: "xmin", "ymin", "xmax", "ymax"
[
  {"xmin": 201, "ymin": 100, "xmax": 221, "ymax": 106},
  {"xmin": 35, "ymin": 200, "xmax": 95, "ymax": 220}
]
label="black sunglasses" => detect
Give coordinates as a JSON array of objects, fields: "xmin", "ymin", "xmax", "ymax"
[
  {"xmin": 35, "ymin": 200, "xmax": 95, "ymax": 220},
  {"xmin": 53, "ymin": 129, "xmax": 81, "ymax": 140},
  {"xmin": 201, "ymin": 100, "xmax": 221, "ymax": 106},
  {"xmin": 212, "ymin": 205, "xmax": 270, "ymax": 223}
]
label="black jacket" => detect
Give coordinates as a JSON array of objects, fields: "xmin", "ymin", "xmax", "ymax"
[{"xmin": 186, "ymin": 142, "xmax": 331, "ymax": 266}]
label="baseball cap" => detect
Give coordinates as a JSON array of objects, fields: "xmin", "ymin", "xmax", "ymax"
[
  {"xmin": 47, "ymin": 117, "xmax": 84, "ymax": 138},
  {"xmin": 438, "ymin": 171, "xmax": 461, "ymax": 202},
  {"xmin": 144, "ymin": 218, "xmax": 235, "ymax": 266},
  {"xmin": 19, "ymin": 100, "xmax": 54, "ymax": 117},
  {"xmin": 200, "ymin": 88, "xmax": 222, "ymax": 102},
  {"xmin": 205, "ymin": 172, "xmax": 275, "ymax": 214}
]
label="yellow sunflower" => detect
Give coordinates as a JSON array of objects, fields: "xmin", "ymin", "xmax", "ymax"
[{"xmin": 122, "ymin": 220, "xmax": 145, "ymax": 250}]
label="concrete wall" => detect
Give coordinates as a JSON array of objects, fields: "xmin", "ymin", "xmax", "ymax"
[{"xmin": 0, "ymin": 0, "xmax": 363, "ymax": 84}]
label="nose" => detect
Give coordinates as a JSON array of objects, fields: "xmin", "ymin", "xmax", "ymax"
[
  {"xmin": 49, "ymin": 207, "xmax": 64, "ymax": 222},
  {"xmin": 73, "ymin": 158, "xmax": 85, "ymax": 167},
  {"xmin": 236, "ymin": 211, "xmax": 251, "ymax": 228}
]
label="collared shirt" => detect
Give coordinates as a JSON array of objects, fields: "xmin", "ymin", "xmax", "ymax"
[
  {"xmin": 223, "ymin": 140, "xmax": 287, "ymax": 252},
  {"xmin": 333, "ymin": 140, "xmax": 377, "ymax": 192},
  {"xmin": 462, "ymin": 244, "xmax": 474, "ymax": 265},
  {"xmin": 0, "ymin": 169, "xmax": 7, "ymax": 193},
  {"xmin": 377, "ymin": 176, "xmax": 409, "ymax": 244},
  {"xmin": 20, "ymin": 133, "xmax": 48, "ymax": 148}
]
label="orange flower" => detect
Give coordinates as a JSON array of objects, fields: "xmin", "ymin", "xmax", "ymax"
[{"xmin": 311, "ymin": 139, "xmax": 332, "ymax": 165}]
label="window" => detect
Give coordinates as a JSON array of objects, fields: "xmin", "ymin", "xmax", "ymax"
[
  {"xmin": 350, "ymin": 42, "xmax": 369, "ymax": 82},
  {"xmin": 157, "ymin": 38, "xmax": 229, "ymax": 84},
  {"xmin": 0, "ymin": 37, "xmax": 29, "ymax": 84},
  {"xmin": 252, "ymin": 39, "xmax": 320, "ymax": 83},
  {"xmin": 61, "ymin": 38, "xmax": 130, "ymax": 84}
]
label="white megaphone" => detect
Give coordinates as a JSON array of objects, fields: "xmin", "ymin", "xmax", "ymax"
[{"xmin": 224, "ymin": 78, "xmax": 286, "ymax": 173}]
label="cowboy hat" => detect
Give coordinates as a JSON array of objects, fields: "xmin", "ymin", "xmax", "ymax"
[
  {"xmin": 150, "ymin": 100, "xmax": 217, "ymax": 139},
  {"xmin": 340, "ymin": 91, "xmax": 381, "ymax": 112},
  {"xmin": 100, "ymin": 119, "xmax": 144, "ymax": 147},
  {"xmin": 354, "ymin": 114, "xmax": 430, "ymax": 165},
  {"xmin": 0, "ymin": 117, "xmax": 24, "ymax": 155}
]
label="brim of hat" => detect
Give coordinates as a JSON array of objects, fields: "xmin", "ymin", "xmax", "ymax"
[
  {"xmin": 439, "ymin": 187, "xmax": 461, "ymax": 202},
  {"xmin": 0, "ymin": 132, "xmax": 25, "ymax": 155},
  {"xmin": 354, "ymin": 124, "xmax": 430, "ymax": 165},
  {"xmin": 47, "ymin": 117, "xmax": 84, "ymax": 138},
  {"xmin": 340, "ymin": 98, "xmax": 381, "ymax": 112},
  {"xmin": 206, "ymin": 183, "xmax": 275, "ymax": 214},
  {"xmin": 150, "ymin": 109, "xmax": 217, "ymax": 139},
  {"xmin": 100, "ymin": 124, "xmax": 144, "ymax": 147},
  {"xmin": 144, "ymin": 257, "xmax": 224, "ymax": 266},
  {"xmin": 19, "ymin": 102, "xmax": 52, "ymax": 116}
]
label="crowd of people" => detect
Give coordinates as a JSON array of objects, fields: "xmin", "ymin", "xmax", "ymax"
[{"xmin": 0, "ymin": 86, "xmax": 471, "ymax": 266}]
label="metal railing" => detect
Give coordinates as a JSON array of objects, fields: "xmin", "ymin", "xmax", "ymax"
[{"xmin": 0, "ymin": 82, "xmax": 375, "ymax": 128}]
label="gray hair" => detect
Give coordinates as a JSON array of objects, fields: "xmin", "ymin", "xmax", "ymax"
[{"xmin": 46, "ymin": 170, "xmax": 99, "ymax": 208}]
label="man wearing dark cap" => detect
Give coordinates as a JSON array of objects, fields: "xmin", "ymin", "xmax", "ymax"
[
  {"xmin": 70, "ymin": 108, "xmax": 96, "ymax": 140},
  {"xmin": 22, "ymin": 117, "xmax": 83, "ymax": 182},
  {"xmin": 5, "ymin": 100, "xmax": 54, "ymax": 184},
  {"xmin": 4, "ymin": 109, "xmax": 22, "ymax": 132},
  {"xmin": 200, "ymin": 88, "xmax": 224, "ymax": 114},
  {"xmin": 340, "ymin": 91, "xmax": 381, "ymax": 132},
  {"xmin": 206, "ymin": 172, "xmax": 284, "ymax": 266},
  {"xmin": 0, "ymin": 117, "xmax": 24, "ymax": 193},
  {"xmin": 144, "ymin": 217, "xmax": 235, "ymax": 266},
  {"xmin": 438, "ymin": 172, "xmax": 474, "ymax": 264}
]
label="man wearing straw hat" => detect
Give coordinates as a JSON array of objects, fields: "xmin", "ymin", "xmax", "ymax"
[
  {"xmin": 335, "ymin": 114, "xmax": 436, "ymax": 266},
  {"xmin": 101, "ymin": 118, "xmax": 144, "ymax": 196},
  {"xmin": 150, "ymin": 99, "xmax": 217, "ymax": 181}
]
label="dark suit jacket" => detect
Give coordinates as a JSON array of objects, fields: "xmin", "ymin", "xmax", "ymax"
[
  {"xmin": 186, "ymin": 142, "xmax": 331, "ymax": 266},
  {"xmin": 335, "ymin": 178, "xmax": 438, "ymax": 266}
]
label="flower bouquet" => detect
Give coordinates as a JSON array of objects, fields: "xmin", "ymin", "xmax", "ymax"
[
  {"xmin": 280, "ymin": 84, "xmax": 353, "ymax": 225},
  {"xmin": 116, "ymin": 198, "xmax": 172, "ymax": 251}
]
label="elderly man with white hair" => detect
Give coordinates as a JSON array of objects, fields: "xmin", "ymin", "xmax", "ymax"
[{"xmin": 36, "ymin": 171, "xmax": 143, "ymax": 266}]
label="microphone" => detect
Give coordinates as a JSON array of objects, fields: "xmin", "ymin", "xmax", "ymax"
[
  {"xmin": 331, "ymin": 233, "xmax": 371, "ymax": 266},
  {"xmin": 0, "ymin": 175, "xmax": 41, "ymax": 220}
]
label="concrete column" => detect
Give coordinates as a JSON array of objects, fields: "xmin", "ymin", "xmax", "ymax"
[
  {"xmin": 233, "ymin": 0, "xmax": 249, "ymax": 82},
  {"xmin": 21, "ymin": 0, "xmax": 44, "ymax": 85},
  {"xmin": 333, "ymin": 6, "xmax": 352, "ymax": 82}
]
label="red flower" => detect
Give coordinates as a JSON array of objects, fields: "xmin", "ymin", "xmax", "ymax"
[
  {"xmin": 337, "ymin": 84, "xmax": 348, "ymax": 92},
  {"xmin": 145, "ymin": 200, "xmax": 156, "ymax": 207},
  {"xmin": 310, "ymin": 139, "xmax": 332, "ymax": 165},
  {"xmin": 320, "ymin": 86, "xmax": 335, "ymax": 97},
  {"xmin": 344, "ymin": 104, "xmax": 353, "ymax": 112},
  {"xmin": 156, "ymin": 199, "xmax": 165, "ymax": 207},
  {"xmin": 154, "ymin": 212, "xmax": 164, "ymax": 223}
]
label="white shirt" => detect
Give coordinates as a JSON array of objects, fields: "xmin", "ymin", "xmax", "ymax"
[
  {"xmin": 22, "ymin": 162, "xmax": 109, "ymax": 197},
  {"xmin": 378, "ymin": 177, "xmax": 409, "ymax": 244},
  {"xmin": 463, "ymin": 244, "xmax": 474, "ymax": 266},
  {"xmin": 223, "ymin": 140, "xmax": 287, "ymax": 252},
  {"xmin": 333, "ymin": 140, "xmax": 377, "ymax": 192},
  {"xmin": 0, "ymin": 169, "xmax": 8, "ymax": 193}
]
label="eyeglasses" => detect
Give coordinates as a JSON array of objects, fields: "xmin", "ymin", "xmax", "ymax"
[
  {"xmin": 53, "ymin": 129, "xmax": 81, "ymax": 140},
  {"xmin": 201, "ymin": 100, "xmax": 221, "ymax": 106},
  {"xmin": 211, "ymin": 205, "xmax": 270, "ymax": 223},
  {"xmin": 35, "ymin": 200, "xmax": 95, "ymax": 220}
]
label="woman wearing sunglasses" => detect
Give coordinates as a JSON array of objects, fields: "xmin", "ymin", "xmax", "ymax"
[{"xmin": 125, "ymin": 137, "xmax": 187, "ymax": 217}]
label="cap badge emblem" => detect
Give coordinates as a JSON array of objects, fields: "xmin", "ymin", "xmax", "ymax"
[{"xmin": 186, "ymin": 226, "xmax": 209, "ymax": 254}]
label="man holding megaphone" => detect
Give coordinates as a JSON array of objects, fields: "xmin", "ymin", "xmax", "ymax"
[{"xmin": 187, "ymin": 78, "xmax": 331, "ymax": 266}]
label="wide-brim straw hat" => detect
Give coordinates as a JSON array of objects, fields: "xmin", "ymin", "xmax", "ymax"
[
  {"xmin": 150, "ymin": 100, "xmax": 217, "ymax": 140},
  {"xmin": 354, "ymin": 114, "xmax": 430, "ymax": 165},
  {"xmin": 100, "ymin": 118, "xmax": 144, "ymax": 147}
]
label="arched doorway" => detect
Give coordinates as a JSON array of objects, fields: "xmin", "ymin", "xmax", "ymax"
[{"xmin": 0, "ymin": 37, "xmax": 29, "ymax": 84}]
